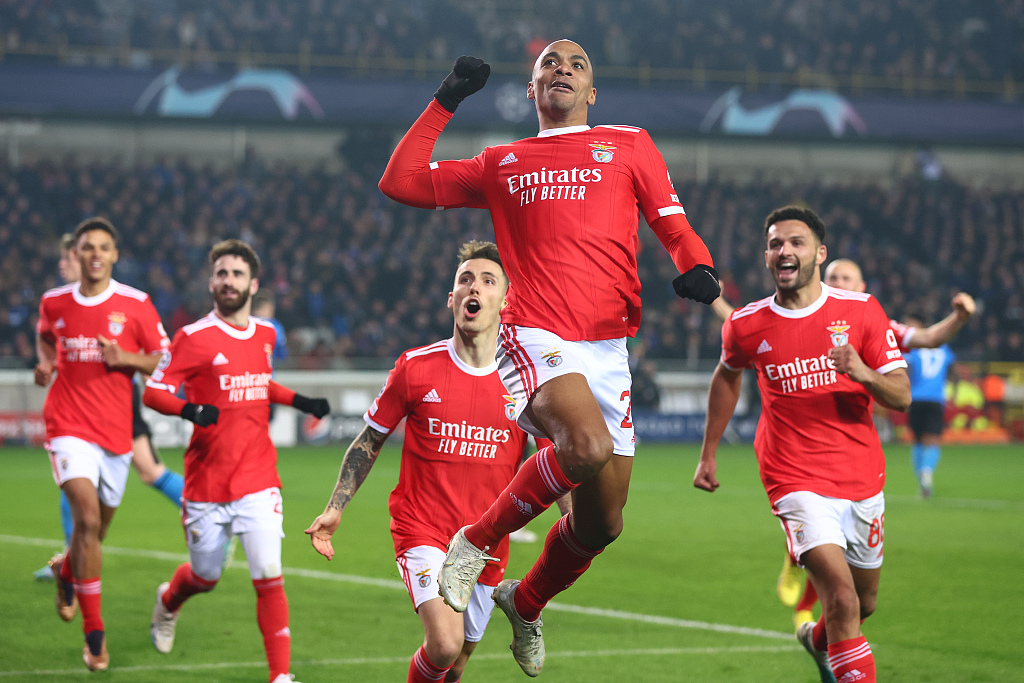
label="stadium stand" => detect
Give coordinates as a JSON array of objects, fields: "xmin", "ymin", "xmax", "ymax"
[
  {"xmin": 0, "ymin": 152, "xmax": 1019, "ymax": 367},
  {"xmin": 1, "ymin": 0, "xmax": 1021, "ymax": 96}
]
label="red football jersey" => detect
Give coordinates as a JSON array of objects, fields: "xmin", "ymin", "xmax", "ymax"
[
  {"xmin": 147, "ymin": 313, "xmax": 280, "ymax": 503},
  {"xmin": 38, "ymin": 281, "xmax": 168, "ymax": 454},
  {"xmin": 888, "ymin": 319, "xmax": 915, "ymax": 352},
  {"xmin": 365, "ymin": 338, "xmax": 530, "ymax": 585},
  {"xmin": 432, "ymin": 124, "xmax": 703, "ymax": 341},
  {"xmin": 721, "ymin": 285, "xmax": 908, "ymax": 504}
]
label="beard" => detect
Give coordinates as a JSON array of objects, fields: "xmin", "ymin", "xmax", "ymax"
[
  {"xmin": 214, "ymin": 286, "xmax": 250, "ymax": 314},
  {"xmin": 772, "ymin": 258, "xmax": 817, "ymax": 291}
]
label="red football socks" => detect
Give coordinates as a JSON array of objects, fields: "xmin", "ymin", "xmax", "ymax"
[
  {"xmin": 254, "ymin": 576, "xmax": 291, "ymax": 683},
  {"xmin": 74, "ymin": 577, "xmax": 103, "ymax": 633},
  {"xmin": 407, "ymin": 646, "xmax": 451, "ymax": 682},
  {"xmin": 828, "ymin": 636, "xmax": 876, "ymax": 682},
  {"xmin": 796, "ymin": 579, "xmax": 819, "ymax": 612},
  {"xmin": 163, "ymin": 562, "xmax": 217, "ymax": 612},
  {"xmin": 464, "ymin": 446, "xmax": 576, "ymax": 550},
  {"xmin": 513, "ymin": 514, "xmax": 602, "ymax": 622},
  {"xmin": 812, "ymin": 617, "xmax": 829, "ymax": 652},
  {"xmin": 60, "ymin": 554, "xmax": 74, "ymax": 583}
]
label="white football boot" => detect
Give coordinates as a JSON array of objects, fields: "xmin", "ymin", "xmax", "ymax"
[
  {"xmin": 438, "ymin": 526, "xmax": 496, "ymax": 612},
  {"xmin": 150, "ymin": 582, "xmax": 180, "ymax": 654}
]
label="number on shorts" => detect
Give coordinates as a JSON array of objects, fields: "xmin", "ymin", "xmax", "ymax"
[
  {"xmin": 620, "ymin": 390, "xmax": 633, "ymax": 428},
  {"xmin": 868, "ymin": 514, "xmax": 884, "ymax": 548},
  {"xmin": 271, "ymin": 490, "xmax": 283, "ymax": 515}
]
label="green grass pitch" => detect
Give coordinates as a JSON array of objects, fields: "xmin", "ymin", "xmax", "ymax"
[{"xmin": 1, "ymin": 443, "xmax": 1022, "ymax": 682}]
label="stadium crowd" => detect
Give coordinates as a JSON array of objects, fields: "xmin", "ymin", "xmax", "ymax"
[
  {"xmin": 0, "ymin": 152, "xmax": 1020, "ymax": 369},
  {"xmin": 1, "ymin": 0, "xmax": 1021, "ymax": 88}
]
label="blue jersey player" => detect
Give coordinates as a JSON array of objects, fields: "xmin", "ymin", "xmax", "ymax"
[{"xmin": 903, "ymin": 310, "xmax": 957, "ymax": 498}]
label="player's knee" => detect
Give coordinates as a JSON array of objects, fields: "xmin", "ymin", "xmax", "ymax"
[
  {"xmin": 424, "ymin": 634, "xmax": 462, "ymax": 668},
  {"xmin": 826, "ymin": 588, "xmax": 861, "ymax": 624},
  {"xmin": 560, "ymin": 429, "xmax": 613, "ymax": 479},
  {"xmin": 192, "ymin": 565, "xmax": 222, "ymax": 586},
  {"xmin": 253, "ymin": 562, "xmax": 282, "ymax": 580},
  {"xmin": 74, "ymin": 509, "xmax": 102, "ymax": 538}
]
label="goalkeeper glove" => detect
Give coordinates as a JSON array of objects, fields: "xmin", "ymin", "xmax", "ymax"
[
  {"xmin": 180, "ymin": 403, "xmax": 219, "ymax": 427},
  {"xmin": 673, "ymin": 264, "xmax": 721, "ymax": 305},
  {"xmin": 293, "ymin": 393, "xmax": 331, "ymax": 419},
  {"xmin": 434, "ymin": 56, "xmax": 491, "ymax": 113}
]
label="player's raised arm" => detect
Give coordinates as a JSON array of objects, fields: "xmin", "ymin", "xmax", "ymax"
[
  {"xmin": 268, "ymin": 380, "xmax": 330, "ymax": 418},
  {"xmin": 906, "ymin": 292, "xmax": 976, "ymax": 349},
  {"xmin": 378, "ymin": 56, "xmax": 490, "ymax": 208},
  {"xmin": 305, "ymin": 425, "xmax": 389, "ymax": 560},
  {"xmin": 694, "ymin": 363, "xmax": 743, "ymax": 492}
]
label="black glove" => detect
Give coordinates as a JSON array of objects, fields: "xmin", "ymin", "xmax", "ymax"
[
  {"xmin": 293, "ymin": 393, "xmax": 330, "ymax": 419},
  {"xmin": 434, "ymin": 56, "xmax": 491, "ymax": 113},
  {"xmin": 181, "ymin": 403, "xmax": 219, "ymax": 427},
  {"xmin": 673, "ymin": 264, "xmax": 721, "ymax": 305}
]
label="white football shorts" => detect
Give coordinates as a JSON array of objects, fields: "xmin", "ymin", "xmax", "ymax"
[
  {"xmin": 46, "ymin": 436, "xmax": 133, "ymax": 508},
  {"xmin": 183, "ymin": 487, "xmax": 285, "ymax": 581},
  {"xmin": 497, "ymin": 324, "xmax": 635, "ymax": 456},
  {"xmin": 396, "ymin": 545, "xmax": 496, "ymax": 642},
  {"xmin": 773, "ymin": 490, "xmax": 886, "ymax": 569}
]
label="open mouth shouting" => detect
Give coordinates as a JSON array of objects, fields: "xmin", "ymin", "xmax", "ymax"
[
  {"xmin": 464, "ymin": 298, "xmax": 482, "ymax": 319},
  {"xmin": 550, "ymin": 79, "xmax": 575, "ymax": 93}
]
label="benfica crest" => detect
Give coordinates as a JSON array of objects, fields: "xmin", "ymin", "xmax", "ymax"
[
  {"xmin": 503, "ymin": 395, "xmax": 517, "ymax": 420},
  {"xmin": 589, "ymin": 142, "xmax": 616, "ymax": 163},
  {"xmin": 107, "ymin": 311, "xmax": 127, "ymax": 337},
  {"xmin": 827, "ymin": 321, "xmax": 851, "ymax": 347},
  {"xmin": 541, "ymin": 348, "xmax": 563, "ymax": 367}
]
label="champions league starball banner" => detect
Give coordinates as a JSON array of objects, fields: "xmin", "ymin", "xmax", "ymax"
[{"xmin": 2, "ymin": 64, "xmax": 1024, "ymax": 143}]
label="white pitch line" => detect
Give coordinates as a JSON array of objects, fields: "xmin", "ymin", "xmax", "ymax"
[
  {"xmin": 0, "ymin": 645, "xmax": 802, "ymax": 677},
  {"xmin": 1, "ymin": 534, "xmax": 793, "ymax": 641}
]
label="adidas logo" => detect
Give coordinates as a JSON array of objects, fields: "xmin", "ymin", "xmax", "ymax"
[
  {"xmin": 422, "ymin": 388, "xmax": 441, "ymax": 403},
  {"xmin": 498, "ymin": 152, "xmax": 519, "ymax": 167},
  {"xmin": 273, "ymin": 627, "xmax": 291, "ymax": 638},
  {"xmin": 756, "ymin": 339, "xmax": 772, "ymax": 354},
  {"xmin": 511, "ymin": 493, "xmax": 534, "ymax": 517},
  {"xmin": 838, "ymin": 670, "xmax": 866, "ymax": 682},
  {"xmin": 212, "ymin": 352, "xmax": 230, "ymax": 366},
  {"xmin": 54, "ymin": 318, "xmax": 66, "ymax": 330}
]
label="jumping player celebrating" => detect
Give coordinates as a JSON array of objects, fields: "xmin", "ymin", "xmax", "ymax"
[
  {"xmin": 695, "ymin": 207, "xmax": 911, "ymax": 683},
  {"xmin": 307, "ymin": 241, "xmax": 550, "ymax": 683},
  {"xmin": 379, "ymin": 41, "xmax": 719, "ymax": 676},
  {"xmin": 144, "ymin": 239, "xmax": 329, "ymax": 683},
  {"xmin": 36, "ymin": 217, "xmax": 170, "ymax": 671}
]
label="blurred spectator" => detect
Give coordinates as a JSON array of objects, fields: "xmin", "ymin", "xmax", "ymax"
[
  {"xmin": 0, "ymin": 149, "xmax": 1021, "ymax": 367},
  {"xmin": 252, "ymin": 289, "xmax": 288, "ymax": 362},
  {"xmin": 1, "ymin": 1, "xmax": 1022, "ymax": 96}
]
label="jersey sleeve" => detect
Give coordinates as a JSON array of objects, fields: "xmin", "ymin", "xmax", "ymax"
[
  {"xmin": 720, "ymin": 314, "xmax": 752, "ymax": 370},
  {"xmin": 364, "ymin": 353, "xmax": 412, "ymax": 434},
  {"xmin": 37, "ymin": 296, "xmax": 54, "ymax": 342},
  {"xmin": 432, "ymin": 152, "xmax": 488, "ymax": 209},
  {"xmin": 134, "ymin": 298, "xmax": 170, "ymax": 354},
  {"xmin": 633, "ymin": 130, "xmax": 714, "ymax": 272},
  {"xmin": 146, "ymin": 330, "xmax": 205, "ymax": 395},
  {"xmin": 865, "ymin": 298, "xmax": 908, "ymax": 374},
  {"xmin": 888, "ymin": 319, "xmax": 915, "ymax": 352},
  {"xmin": 632, "ymin": 129, "xmax": 687, "ymax": 226}
]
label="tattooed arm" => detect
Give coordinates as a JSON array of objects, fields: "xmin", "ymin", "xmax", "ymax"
[{"xmin": 304, "ymin": 425, "xmax": 389, "ymax": 560}]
